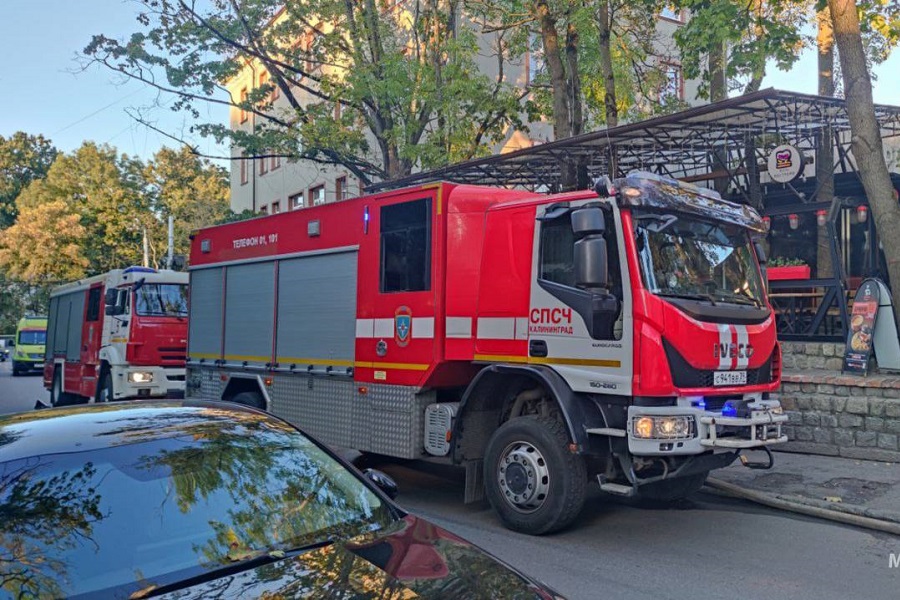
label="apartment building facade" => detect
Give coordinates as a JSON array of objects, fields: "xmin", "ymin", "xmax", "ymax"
[{"xmin": 227, "ymin": 7, "xmax": 701, "ymax": 214}]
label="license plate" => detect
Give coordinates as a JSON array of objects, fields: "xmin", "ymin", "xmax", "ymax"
[{"xmin": 713, "ymin": 370, "xmax": 747, "ymax": 386}]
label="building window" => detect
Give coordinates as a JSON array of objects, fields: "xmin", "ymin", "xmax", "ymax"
[
  {"xmin": 290, "ymin": 191, "xmax": 305, "ymax": 209},
  {"xmin": 335, "ymin": 176, "xmax": 349, "ymax": 201},
  {"xmin": 380, "ymin": 198, "xmax": 432, "ymax": 293},
  {"xmin": 310, "ymin": 185, "xmax": 325, "ymax": 206},
  {"xmin": 271, "ymin": 201, "xmax": 281, "ymax": 214},
  {"xmin": 260, "ymin": 205, "xmax": 268, "ymax": 215},
  {"xmin": 240, "ymin": 158, "xmax": 248, "ymax": 185},
  {"xmin": 271, "ymin": 154, "xmax": 281, "ymax": 170},
  {"xmin": 661, "ymin": 64, "xmax": 683, "ymax": 101},
  {"xmin": 239, "ymin": 87, "xmax": 248, "ymax": 123},
  {"xmin": 660, "ymin": 6, "xmax": 684, "ymax": 22},
  {"xmin": 258, "ymin": 156, "xmax": 268, "ymax": 176}
]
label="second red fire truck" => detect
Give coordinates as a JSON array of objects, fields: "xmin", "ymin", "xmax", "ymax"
[
  {"xmin": 44, "ymin": 267, "xmax": 189, "ymax": 405},
  {"xmin": 186, "ymin": 172, "xmax": 787, "ymax": 534}
]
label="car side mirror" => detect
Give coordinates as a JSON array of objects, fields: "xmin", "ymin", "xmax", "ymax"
[
  {"xmin": 575, "ymin": 237, "xmax": 609, "ymax": 290},
  {"xmin": 364, "ymin": 468, "xmax": 398, "ymax": 500}
]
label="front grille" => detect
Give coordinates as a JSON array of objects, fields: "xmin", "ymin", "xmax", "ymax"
[
  {"xmin": 663, "ymin": 339, "xmax": 772, "ymax": 388},
  {"xmin": 161, "ymin": 355, "xmax": 187, "ymax": 362},
  {"xmin": 159, "ymin": 346, "xmax": 187, "ymax": 352},
  {"xmin": 167, "ymin": 374, "xmax": 186, "ymax": 382}
]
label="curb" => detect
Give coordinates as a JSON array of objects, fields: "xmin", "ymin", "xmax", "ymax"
[{"xmin": 704, "ymin": 477, "xmax": 900, "ymax": 536}]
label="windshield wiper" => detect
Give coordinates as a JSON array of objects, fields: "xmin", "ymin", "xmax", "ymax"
[
  {"xmin": 656, "ymin": 291, "xmax": 717, "ymax": 305},
  {"xmin": 716, "ymin": 293, "xmax": 761, "ymax": 307},
  {"xmin": 130, "ymin": 538, "xmax": 335, "ymax": 599}
]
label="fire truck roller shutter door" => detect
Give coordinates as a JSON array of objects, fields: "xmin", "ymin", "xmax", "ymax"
[
  {"xmin": 276, "ymin": 250, "xmax": 357, "ymax": 369},
  {"xmin": 223, "ymin": 262, "xmax": 275, "ymax": 365},
  {"xmin": 188, "ymin": 267, "xmax": 224, "ymax": 361},
  {"xmin": 66, "ymin": 291, "xmax": 85, "ymax": 362}
]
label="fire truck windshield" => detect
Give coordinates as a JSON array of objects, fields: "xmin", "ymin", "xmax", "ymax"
[
  {"xmin": 635, "ymin": 213, "xmax": 764, "ymax": 307},
  {"xmin": 134, "ymin": 284, "xmax": 189, "ymax": 317}
]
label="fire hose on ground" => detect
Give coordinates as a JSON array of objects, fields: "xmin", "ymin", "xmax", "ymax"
[{"xmin": 704, "ymin": 477, "xmax": 900, "ymax": 536}]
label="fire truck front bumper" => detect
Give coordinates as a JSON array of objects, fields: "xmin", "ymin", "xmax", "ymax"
[
  {"xmin": 627, "ymin": 397, "xmax": 788, "ymax": 456},
  {"xmin": 114, "ymin": 366, "xmax": 186, "ymax": 400}
]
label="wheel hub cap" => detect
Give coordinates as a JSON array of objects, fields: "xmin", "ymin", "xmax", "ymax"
[{"xmin": 497, "ymin": 441, "xmax": 551, "ymax": 513}]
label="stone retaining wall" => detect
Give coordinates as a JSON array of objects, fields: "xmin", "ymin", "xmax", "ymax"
[
  {"xmin": 780, "ymin": 371, "xmax": 900, "ymax": 463},
  {"xmin": 779, "ymin": 341, "xmax": 846, "ymax": 371}
]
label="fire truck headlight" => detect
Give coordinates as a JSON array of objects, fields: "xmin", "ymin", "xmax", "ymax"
[
  {"xmin": 634, "ymin": 417, "xmax": 654, "ymax": 439},
  {"xmin": 128, "ymin": 371, "xmax": 154, "ymax": 384},
  {"xmin": 632, "ymin": 416, "xmax": 694, "ymax": 439}
]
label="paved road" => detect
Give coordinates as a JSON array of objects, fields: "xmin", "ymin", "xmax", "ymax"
[
  {"xmin": 0, "ymin": 360, "xmax": 46, "ymax": 415},
  {"xmin": 359, "ymin": 457, "xmax": 899, "ymax": 600}
]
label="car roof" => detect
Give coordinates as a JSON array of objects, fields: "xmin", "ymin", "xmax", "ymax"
[{"xmin": 0, "ymin": 401, "xmax": 267, "ymax": 464}]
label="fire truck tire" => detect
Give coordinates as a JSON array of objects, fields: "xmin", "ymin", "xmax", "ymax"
[
  {"xmin": 50, "ymin": 370, "xmax": 75, "ymax": 407},
  {"xmin": 637, "ymin": 472, "xmax": 709, "ymax": 503},
  {"xmin": 230, "ymin": 391, "xmax": 266, "ymax": 410},
  {"xmin": 484, "ymin": 416, "xmax": 586, "ymax": 535}
]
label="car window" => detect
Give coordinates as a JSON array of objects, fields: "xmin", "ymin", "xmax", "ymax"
[{"xmin": 0, "ymin": 409, "xmax": 392, "ymax": 599}]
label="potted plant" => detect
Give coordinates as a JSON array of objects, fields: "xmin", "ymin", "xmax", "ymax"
[{"xmin": 767, "ymin": 257, "xmax": 811, "ymax": 281}]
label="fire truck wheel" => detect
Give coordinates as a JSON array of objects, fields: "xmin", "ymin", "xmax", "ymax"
[
  {"xmin": 637, "ymin": 472, "xmax": 708, "ymax": 503},
  {"xmin": 230, "ymin": 391, "xmax": 266, "ymax": 410},
  {"xmin": 484, "ymin": 416, "xmax": 586, "ymax": 535},
  {"xmin": 50, "ymin": 370, "xmax": 75, "ymax": 407}
]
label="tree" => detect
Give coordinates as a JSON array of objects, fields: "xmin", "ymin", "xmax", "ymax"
[
  {"xmin": 83, "ymin": 0, "xmax": 524, "ymax": 184},
  {"xmin": 0, "ymin": 133, "xmax": 57, "ymax": 229},
  {"xmin": 0, "ymin": 199, "xmax": 88, "ymax": 283},
  {"xmin": 828, "ymin": 0, "xmax": 900, "ymax": 327},
  {"xmin": 144, "ymin": 147, "xmax": 231, "ymax": 259}
]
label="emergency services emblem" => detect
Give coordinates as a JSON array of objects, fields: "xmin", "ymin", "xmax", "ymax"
[{"xmin": 395, "ymin": 306, "xmax": 412, "ymax": 347}]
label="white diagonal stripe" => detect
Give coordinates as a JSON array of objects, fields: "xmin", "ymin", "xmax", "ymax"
[
  {"xmin": 717, "ymin": 324, "xmax": 732, "ymax": 370},
  {"xmin": 735, "ymin": 325, "xmax": 750, "ymax": 369}
]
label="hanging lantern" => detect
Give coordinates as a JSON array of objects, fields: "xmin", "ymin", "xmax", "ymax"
[
  {"xmin": 857, "ymin": 205, "xmax": 868, "ymax": 223},
  {"xmin": 816, "ymin": 209, "xmax": 827, "ymax": 227},
  {"xmin": 762, "ymin": 216, "xmax": 771, "ymax": 231},
  {"xmin": 788, "ymin": 213, "xmax": 800, "ymax": 230}
]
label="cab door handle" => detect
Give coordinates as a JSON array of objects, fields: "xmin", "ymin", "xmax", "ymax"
[{"xmin": 529, "ymin": 339, "xmax": 548, "ymax": 357}]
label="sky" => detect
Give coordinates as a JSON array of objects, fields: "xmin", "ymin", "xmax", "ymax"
[{"xmin": 0, "ymin": 1, "xmax": 898, "ymax": 162}]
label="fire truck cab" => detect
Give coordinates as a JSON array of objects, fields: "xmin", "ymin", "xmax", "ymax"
[
  {"xmin": 187, "ymin": 172, "xmax": 786, "ymax": 534},
  {"xmin": 44, "ymin": 267, "xmax": 189, "ymax": 405}
]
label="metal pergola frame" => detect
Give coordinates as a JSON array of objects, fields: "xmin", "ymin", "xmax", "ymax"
[{"xmin": 368, "ymin": 88, "xmax": 900, "ymax": 195}]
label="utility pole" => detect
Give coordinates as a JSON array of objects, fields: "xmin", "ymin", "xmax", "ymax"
[
  {"xmin": 167, "ymin": 215, "xmax": 174, "ymax": 270},
  {"xmin": 142, "ymin": 226, "xmax": 149, "ymax": 268}
]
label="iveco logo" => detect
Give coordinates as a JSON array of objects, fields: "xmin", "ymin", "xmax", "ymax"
[{"xmin": 713, "ymin": 343, "xmax": 754, "ymax": 359}]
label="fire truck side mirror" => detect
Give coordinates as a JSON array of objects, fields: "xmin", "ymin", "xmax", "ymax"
[
  {"xmin": 571, "ymin": 207, "xmax": 606, "ymax": 239},
  {"xmin": 574, "ymin": 237, "xmax": 609, "ymax": 290},
  {"xmin": 753, "ymin": 241, "xmax": 767, "ymax": 265}
]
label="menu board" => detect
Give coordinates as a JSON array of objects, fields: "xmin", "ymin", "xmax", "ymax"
[{"xmin": 842, "ymin": 280, "xmax": 881, "ymax": 374}]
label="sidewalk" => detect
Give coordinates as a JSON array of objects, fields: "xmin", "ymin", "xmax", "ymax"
[{"xmin": 710, "ymin": 450, "xmax": 900, "ymax": 525}]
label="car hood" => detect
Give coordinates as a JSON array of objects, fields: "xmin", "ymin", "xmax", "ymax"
[{"xmin": 154, "ymin": 515, "xmax": 552, "ymax": 599}]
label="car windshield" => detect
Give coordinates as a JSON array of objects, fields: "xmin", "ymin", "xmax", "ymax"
[
  {"xmin": 17, "ymin": 330, "xmax": 46, "ymax": 345},
  {"xmin": 0, "ymin": 409, "xmax": 392, "ymax": 599},
  {"xmin": 135, "ymin": 283, "xmax": 188, "ymax": 317},
  {"xmin": 635, "ymin": 213, "xmax": 764, "ymax": 307}
]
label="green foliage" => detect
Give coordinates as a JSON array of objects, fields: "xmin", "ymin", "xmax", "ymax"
[
  {"xmin": 674, "ymin": 0, "xmax": 808, "ymax": 98},
  {"xmin": 0, "ymin": 142, "xmax": 231, "ymax": 287},
  {"xmin": 84, "ymin": 0, "xmax": 525, "ymax": 182},
  {"xmin": 0, "ymin": 133, "xmax": 58, "ymax": 229},
  {"xmin": 769, "ymin": 256, "xmax": 807, "ymax": 266}
]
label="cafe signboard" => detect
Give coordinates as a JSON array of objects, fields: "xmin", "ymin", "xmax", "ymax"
[{"xmin": 843, "ymin": 280, "xmax": 881, "ymax": 374}]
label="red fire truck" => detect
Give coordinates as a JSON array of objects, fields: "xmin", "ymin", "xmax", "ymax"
[
  {"xmin": 44, "ymin": 267, "xmax": 189, "ymax": 405},
  {"xmin": 186, "ymin": 172, "xmax": 786, "ymax": 534}
]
